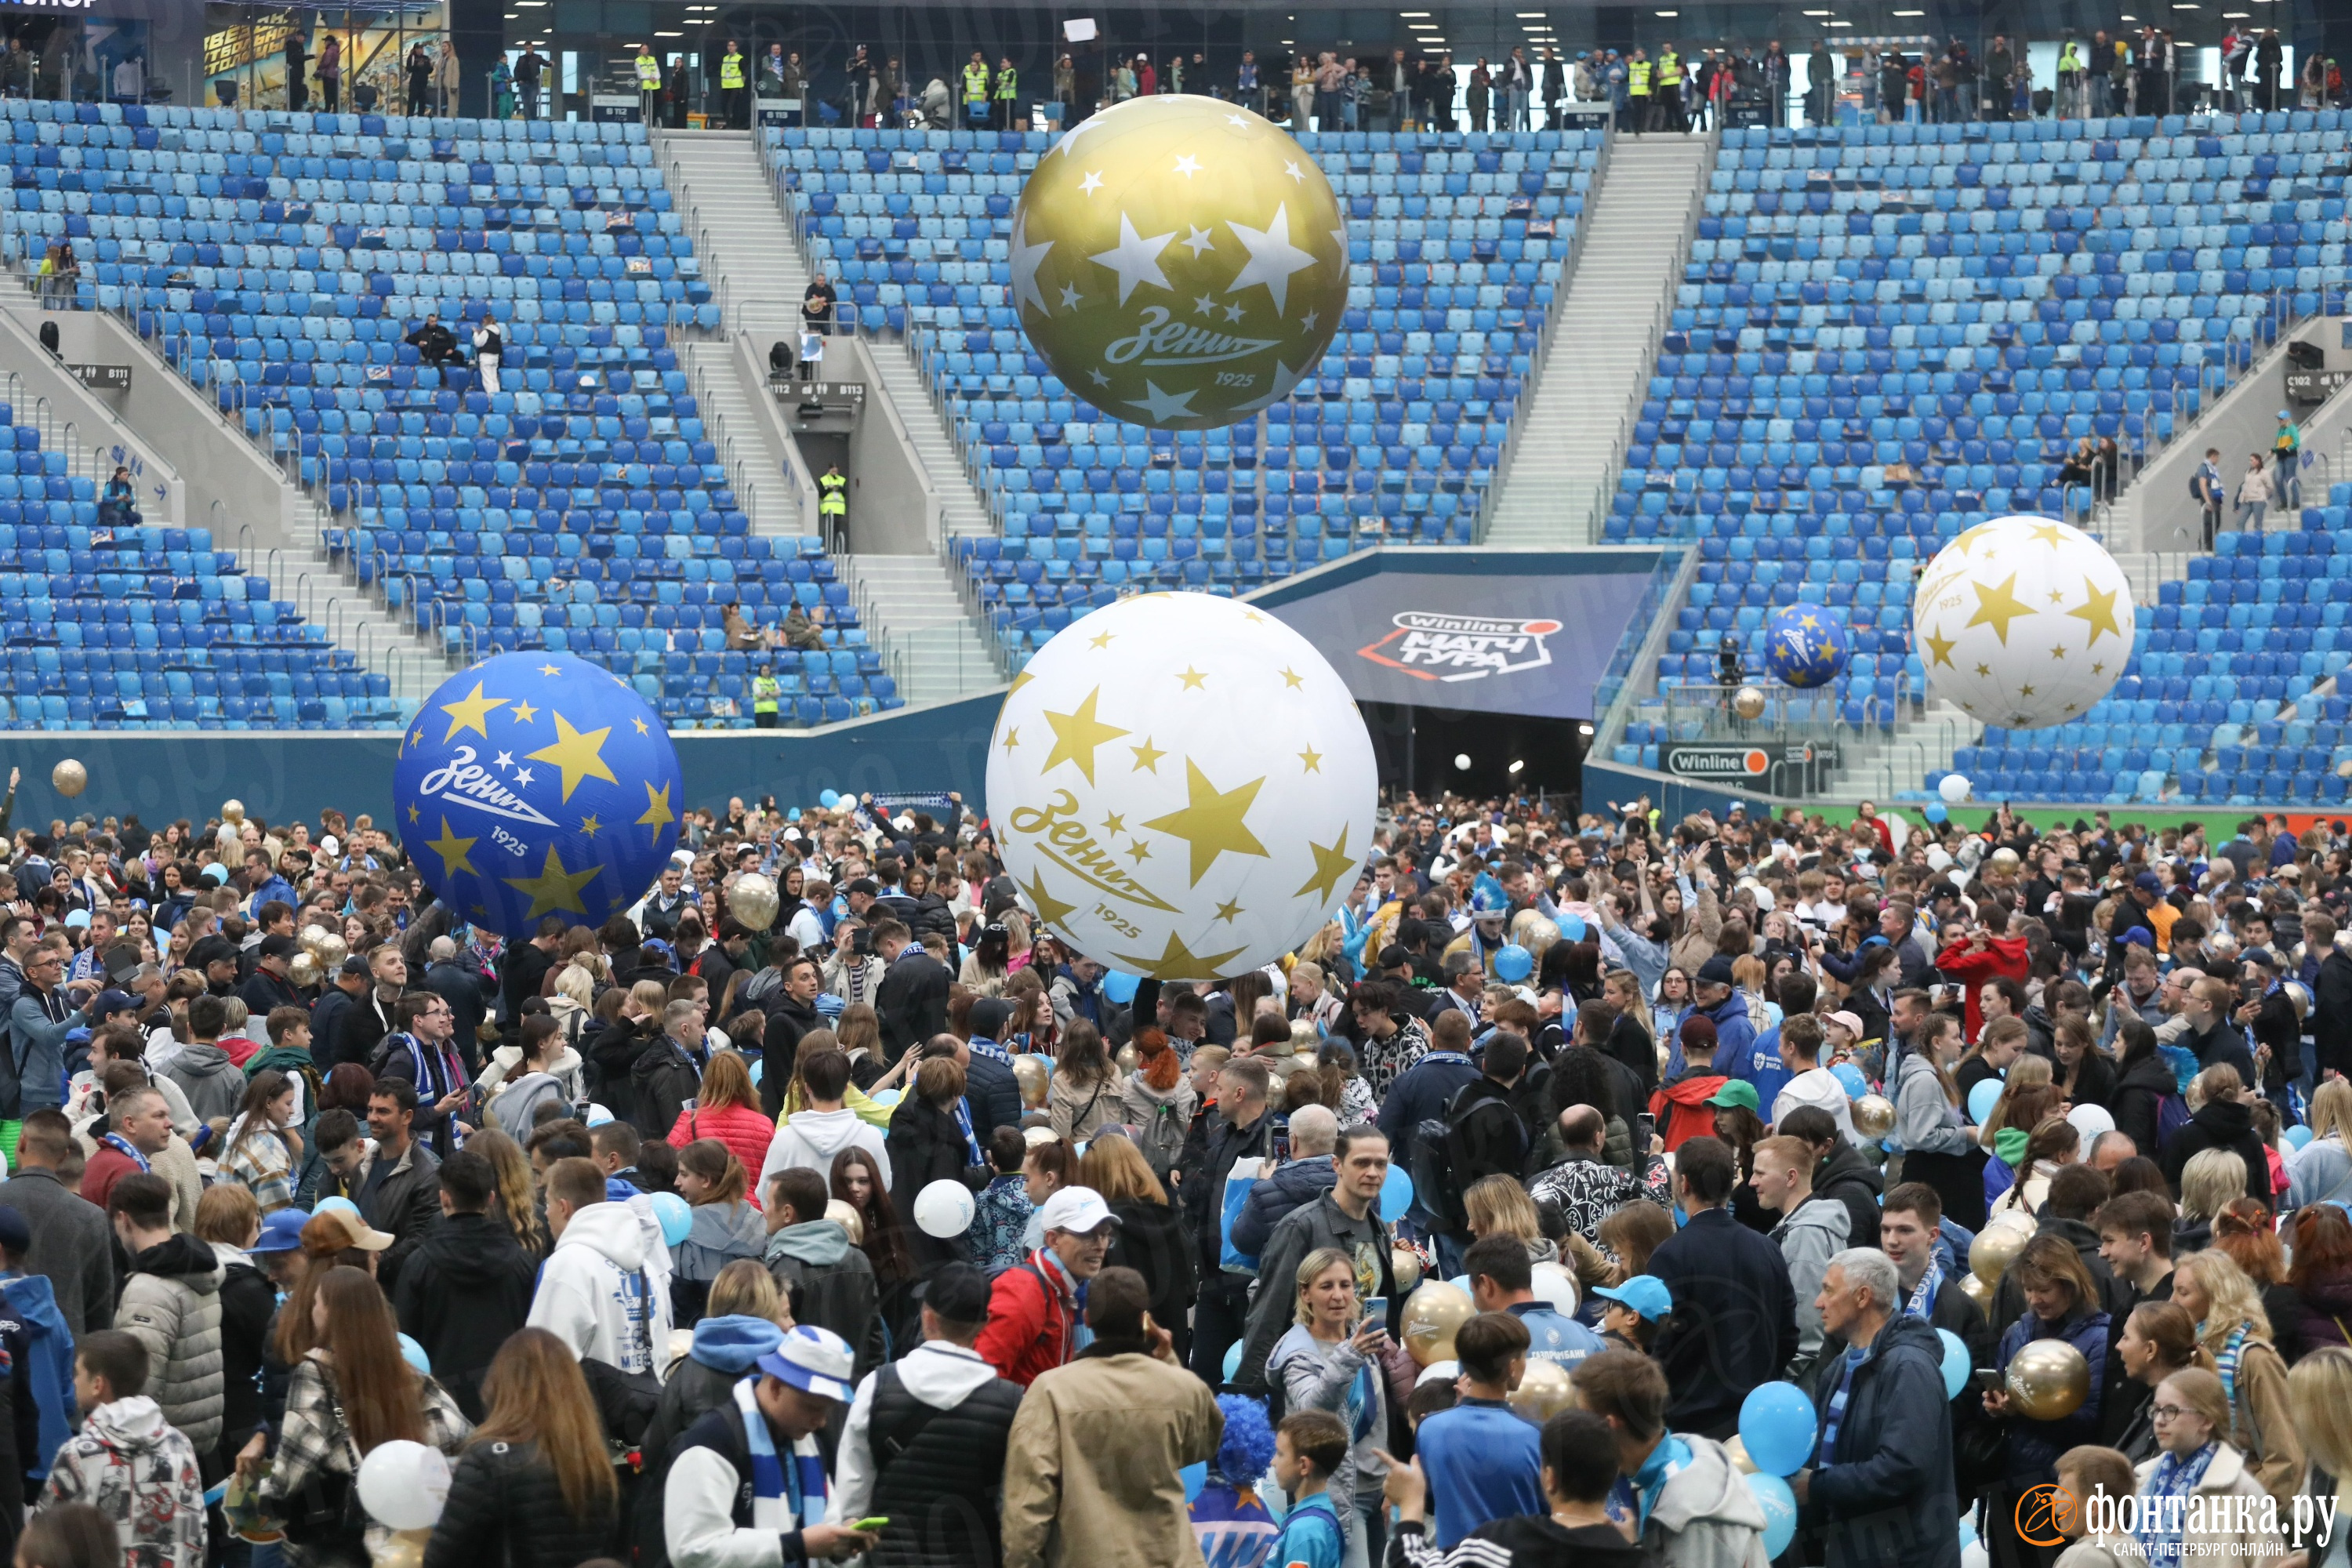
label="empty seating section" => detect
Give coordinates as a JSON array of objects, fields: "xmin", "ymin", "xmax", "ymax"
[
  {"xmin": 0, "ymin": 400, "xmax": 383, "ymax": 728},
  {"xmin": 1608, "ymin": 111, "xmax": 2350, "ymax": 802},
  {"xmin": 768, "ymin": 126, "xmax": 1599, "ymax": 662},
  {"xmin": 4, "ymin": 98, "xmax": 900, "ymax": 728}
]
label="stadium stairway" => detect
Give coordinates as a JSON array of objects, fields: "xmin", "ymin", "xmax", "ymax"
[
  {"xmin": 1487, "ymin": 132, "xmax": 1715, "ymax": 546},
  {"xmin": 662, "ymin": 128, "xmax": 1000, "ymax": 702}
]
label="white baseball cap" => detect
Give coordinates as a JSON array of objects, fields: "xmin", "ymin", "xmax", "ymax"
[{"xmin": 1036, "ymin": 1185, "xmax": 1120, "ymax": 1236}]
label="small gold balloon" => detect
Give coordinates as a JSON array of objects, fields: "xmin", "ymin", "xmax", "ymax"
[
  {"xmin": 373, "ymin": 1529, "xmax": 430, "ymax": 1568},
  {"xmin": 221, "ymin": 797, "xmax": 247, "ymax": 823},
  {"xmin": 1726, "ymin": 1435, "xmax": 1759, "ymax": 1474},
  {"xmin": 1733, "ymin": 685, "xmax": 1768, "ymax": 721},
  {"xmin": 1959, "ymin": 1272, "xmax": 1995, "ymax": 1310},
  {"xmin": 1400, "ymin": 1281, "xmax": 1475, "ymax": 1367},
  {"xmin": 1852, "ymin": 1094, "xmax": 1896, "ymax": 1141},
  {"xmin": 299, "ymin": 924, "xmax": 332, "ymax": 958},
  {"xmin": 1507, "ymin": 1358, "xmax": 1578, "ymax": 1424},
  {"xmin": 1970, "ymin": 1218, "xmax": 2031, "ymax": 1286},
  {"xmin": 1012, "ymin": 1053, "xmax": 1051, "ymax": 1111},
  {"xmin": 1391, "ymin": 1246, "xmax": 1423, "ymax": 1294},
  {"xmin": 1115, "ymin": 1044, "xmax": 1138, "ymax": 1073},
  {"xmin": 729, "ymin": 872, "xmax": 780, "ymax": 932},
  {"xmin": 1011, "ymin": 96, "xmax": 1349, "ymax": 431},
  {"xmin": 2005, "ymin": 1338, "xmax": 2091, "ymax": 1421},
  {"xmin": 50, "ymin": 759, "xmax": 85, "ymax": 798},
  {"xmin": 289, "ymin": 952, "xmax": 321, "ymax": 989},
  {"xmin": 314, "ymin": 933, "xmax": 350, "ymax": 975}
]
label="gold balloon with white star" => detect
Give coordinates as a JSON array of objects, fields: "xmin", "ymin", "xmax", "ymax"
[
  {"xmin": 985, "ymin": 593, "xmax": 1376, "ymax": 981},
  {"xmin": 1911, "ymin": 515, "xmax": 2137, "ymax": 731},
  {"xmin": 1010, "ymin": 96, "xmax": 1348, "ymax": 430}
]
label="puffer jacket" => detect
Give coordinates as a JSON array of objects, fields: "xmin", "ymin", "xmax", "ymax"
[
  {"xmin": 423, "ymin": 1436, "xmax": 621, "ymax": 1568},
  {"xmin": 1228, "ymin": 1154, "xmax": 1335, "ymax": 1258},
  {"xmin": 764, "ymin": 1219, "xmax": 883, "ymax": 1375},
  {"xmin": 1994, "ymin": 1305, "xmax": 2110, "ymax": 1483},
  {"xmin": 114, "ymin": 1232, "xmax": 224, "ymax": 1455}
]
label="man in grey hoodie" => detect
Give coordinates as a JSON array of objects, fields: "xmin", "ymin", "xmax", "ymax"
[
  {"xmin": 762, "ymin": 1166, "xmax": 883, "ymax": 1375},
  {"xmin": 161, "ymin": 995, "xmax": 245, "ymax": 1125},
  {"xmin": 1751, "ymin": 1134, "xmax": 1849, "ymax": 1379},
  {"xmin": 1572, "ymin": 1348, "xmax": 1773, "ymax": 1568},
  {"xmin": 758, "ymin": 1048, "xmax": 890, "ymax": 1192}
]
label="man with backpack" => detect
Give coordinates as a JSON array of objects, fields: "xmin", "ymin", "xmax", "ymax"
[
  {"xmin": 1375, "ymin": 1010, "xmax": 1479, "ymax": 1264},
  {"xmin": 1232, "ymin": 1126, "xmax": 1400, "ymax": 1393},
  {"xmin": 975, "ymin": 1186, "xmax": 1116, "ymax": 1388},
  {"xmin": 1182, "ymin": 1055, "xmax": 1276, "ymax": 1388}
]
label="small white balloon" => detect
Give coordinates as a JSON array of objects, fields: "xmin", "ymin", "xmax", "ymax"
[
  {"xmin": 1939, "ymin": 773, "xmax": 1972, "ymax": 804},
  {"xmin": 2067, "ymin": 1102, "xmax": 2116, "ymax": 1145},
  {"xmin": 1453, "ymin": 753, "xmax": 1472, "ymax": 771},
  {"xmin": 913, "ymin": 1178, "xmax": 977, "ymax": 1239},
  {"xmin": 356, "ymin": 1439, "xmax": 452, "ymax": 1530},
  {"xmin": 1530, "ymin": 1261, "xmax": 1577, "ymax": 1316},
  {"xmin": 1911, "ymin": 515, "xmax": 2136, "ymax": 731}
]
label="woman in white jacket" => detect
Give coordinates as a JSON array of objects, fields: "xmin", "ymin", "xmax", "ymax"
[{"xmin": 2131, "ymin": 1367, "xmax": 2286, "ymax": 1568}]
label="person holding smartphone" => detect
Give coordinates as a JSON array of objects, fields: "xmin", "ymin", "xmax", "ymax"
[{"xmin": 1269, "ymin": 1247, "xmax": 1393, "ymax": 1567}]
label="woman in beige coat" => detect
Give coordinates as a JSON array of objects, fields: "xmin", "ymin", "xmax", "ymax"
[
  {"xmin": 1666, "ymin": 860, "xmax": 1726, "ymax": 977},
  {"xmin": 1046, "ymin": 1021, "xmax": 1123, "ymax": 1142},
  {"xmin": 2131, "ymin": 1368, "xmax": 2287, "ymax": 1568},
  {"xmin": 2175, "ymin": 1249, "xmax": 2306, "ymax": 1504}
]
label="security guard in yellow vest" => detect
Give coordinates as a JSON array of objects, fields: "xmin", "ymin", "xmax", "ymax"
[
  {"xmin": 1626, "ymin": 48, "xmax": 1652, "ymax": 136},
  {"xmin": 818, "ymin": 462, "xmax": 848, "ymax": 539},
  {"xmin": 718, "ymin": 42, "xmax": 747, "ymax": 129},
  {"xmin": 963, "ymin": 52, "xmax": 991, "ymax": 123},
  {"xmin": 752, "ymin": 667, "xmax": 781, "ymax": 728},
  {"xmin": 1653, "ymin": 45, "xmax": 1682, "ymax": 132},
  {"xmin": 635, "ymin": 49, "xmax": 662, "ymax": 126},
  {"xmin": 994, "ymin": 56, "xmax": 1018, "ymax": 129}
]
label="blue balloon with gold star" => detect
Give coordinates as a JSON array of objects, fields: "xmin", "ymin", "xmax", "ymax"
[
  {"xmin": 1762, "ymin": 602, "xmax": 1853, "ymax": 691},
  {"xmin": 392, "ymin": 652, "xmax": 684, "ymax": 939}
]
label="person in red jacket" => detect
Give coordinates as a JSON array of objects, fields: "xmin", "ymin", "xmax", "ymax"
[
  {"xmin": 975, "ymin": 1184, "xmax": 1116, "ymax": 1388},
  {"xmin": 1933, "ymin": 919, "xmax": 2030, "ymax": 1042}
]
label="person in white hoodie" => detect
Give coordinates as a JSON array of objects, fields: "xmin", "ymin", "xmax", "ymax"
[
  {"xmin": 826, "ymin": 1260, "xmax": 1024, "ymax": 1562},
  {"xmin": 1749, "ymin": 1135, "xmax": 1849, "ymax": 1378},
  {"xmin": 760, "ymin": 1047, "xmax": 891, "ymax": 1192},
  {"xmin": 1767, "ymin": 1014, "xmax": 1858, "ymax": 1146},
  {"xmin": 526, "ymin": 1156, "xmax": 673, "ymax": 1378}
]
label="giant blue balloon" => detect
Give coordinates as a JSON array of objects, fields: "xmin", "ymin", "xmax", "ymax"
[
  {"xmin": 1763, "ymin": 602, "xmax": 1853, "ymax": 690},
  {"xmin": 1937, "ymin": 1327, "xmax": 1973, "ymax": 1400},
  {"xmin": 393, "ymin": 651, "xmax": 684, "ymax": 938},
  {"xmin": 1748, "ymin": 1472, "xmax": 1798, "ymax": 1556},
  {"xmin": 1737, "ymin": 1382, "xmax": 1816, "ymax": 1477}
]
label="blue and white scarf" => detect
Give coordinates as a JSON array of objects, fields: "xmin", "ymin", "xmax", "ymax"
[
  {"xmin": 731, "ymin": 1377, "xmax": 827, "ymax": 1533},
  {"xmin": 1817, "ymin": 1340, "xmax": 1874, "ymax": 1468},
  {"xmin": 2212, "ymin": 1321, "xmax": 2249, "ymax": 1406},
  {"xmin": 950, "ymin": 1096, "xmax": 983, "ymax": 1166},
  {"xmin": 967, "ymin": 1036, "xmax": 1012, "ymax": 1066},
  {"xmin": 98, "ymin": 1132, "xmax": 150, "ymax": 1173},
  {"xmin": 1630, "ymin": 1432, "xmax": 1693, "ymax": 1534},
  {"xmin": 1904, "ymin": 1258, "xmax": 1945, "ymax": 1321},
  {"xmin": 2133, "ymin": 1441, "xmax": 2218, "ymax": 1568}
]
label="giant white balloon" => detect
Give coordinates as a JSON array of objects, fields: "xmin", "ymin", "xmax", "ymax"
[
  {"xmin": 985, "ymin": 592, "xmax": 1377, "ymax": 980},
  {"xmin": 1911, "ymin": 516, "xmax": 2136, "ymax": 731}
]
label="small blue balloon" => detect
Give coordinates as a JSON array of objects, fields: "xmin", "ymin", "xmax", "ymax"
[
  {"xmin": 1937, "ymin": 1327, "xmax": 1972, "ymax": 1401},
  {"xmin": 1223, "ymin": 1342, "xmax": 1244, "ymax": 1382},
  {"xmin": 1762, "ymin": 601, "xmax": 1853, "ymax": 691},
  {"xmin": 315, "ymin": 1196, "xmax": 360, "ymax": 1220},
  {"xmin": 819, "ymin": 789, "xmax": 841, "ymax": 808},
  {"xmin": 1493, "ymin": 944, "xmax": 1533, "ymax": 983},
  {"xmin": 1748, "ymin": 1472, "xmax": 1798, "ymax": 1556},
  {"xmin": 788, "ymin": 807, "xmax": 802, "ymax": 822},
  {"xmin": 1557, "ymin": 914, "xmax": 1588, "ymax": 943},
  {"xmin": 1926, "ymin": 802, "xmax": 1949, "ymax": 823},
  {"xmin": 1831, "ymin": 1062, "xmax": 1869, "ymax": 1099},
  {"xmin": 1102, "ymin": 968, "xmax": 1142, "ymax": 1006},
  {"xmin": 650, "ymin": 1191, "xmax": 693, "ymax": 1248},
  {"xmin": 1379, "ymin": 1163, "xmax": 1414, "ymax": 1224},
  {"xmin": 398, "ymin": 1333, "xmax": 432, "ymax": 1376},
  {"xmin": 1737, "ymin": 1382, "xmax": 1817, "ymax": 1477},
  {"xmin": 2289, "ymin": 1123, "xmax": 2315, "ymax": 1150},
  {"xmin": 1181, "ymin": 1462, "xmax": 1207, "ymax": 1503},
  {"xmin": 1967, "ymin": 1076, "xmax": 2005, "ymax": 1126}
]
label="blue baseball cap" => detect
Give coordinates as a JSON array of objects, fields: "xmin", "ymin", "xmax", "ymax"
[
  {"xmin": 1592, "ymin": 1275, "xmax": 1674, "ymax": 1323},
  {"xmin": 248, "ymin": 1207, "xmax": 313, "ymax": 1254},
  {"xmin": 756, "ymin": 1324, "xmax": 856, "ymax": 1403}
]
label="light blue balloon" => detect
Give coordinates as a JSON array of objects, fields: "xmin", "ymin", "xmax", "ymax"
[
  {"xmin": 1102, "ymin": 969, "xmax": 1141, "ymax": 1006},
  {"xmin": 819, "ymin": 789, "xmax": 841, "ymax": 808},
  {"xmin": 788, "ymin": 808, "xmax": 802, "ymax": 822},
  {"xmin": 201, "ymin": 862, "xmax": 230, "ymax": 886},
  {"xmin": 1379, "ymin": 1163, "xmax": 1414, "ymax": 1224},
  {"xmin": 1493, "ymin": 944, "xmax": 1534, "ymax": 983},
  {"xmin": 1937, "ymin": 1328, "xmax": 1973, "ymax": 1401},
  {"xmin": 1223, "ymin": 1342, "xmax": 1244, "ymax": 1382},
  {"xmin": 1831, "ymin": 1062, "xmax": 1869, "ymax": 1099},
  {"xmin": 315, "ymin": 1196, "xmax": 360, "ymax": 1220},
  {"xmin": 1926, "ymin": 802, "xmax": 1949, "ymax": 824},
  {"xmin": 1448, "ymin": 1275, "xmax": 1471, "ymax": 1294},
  {"xmin": 650, "ymin": 1191, "xmax": 693, "ymax": 1248},
  {"xmin": 1748, "ymin": 1472, "xmax": 1798, "ymax": 1557},
  {"xmin": 1181, "ymin": 1462, "xmax": 1207, "ymax": 1503},
  {"xmin": 1967, "ymin": 1076, "xmax": 2004, "ymax": 1126},
  {"xmin": 1737, "ymin": 1382, "xmax": 1816, "ymax": 1477},
  {"xmin": 1558, "ymin": 914, "xmax": 1588, "ymax": 942},
  {"xmin": 2288, "ymin": 1124, "xmax": 2315, "ymax": 1150},
  {"xmin": 398, "ymin": 1333, "xmax": 432, "ymax": 1376}
]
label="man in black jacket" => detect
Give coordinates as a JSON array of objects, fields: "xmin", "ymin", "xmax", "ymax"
[
  {"xmin": 760, "ymin": 952, "xmax": 825, "ymax": 1116},
  {"xmin": 1185, "ymin": 1054, "xmax": 1273, "ymax": 1387},
  {"xmin": 1646, "ymin": 1135, "xmax": 1797, "ymax": 1439},
  {"xmin": 2158, "ymin": 1062, "xmax": 2272, "ymax": 1206},
  {"xmin": 873, "ymin": 919, "xmax": 949, "ymax": 1056},
  {"xmin": 422, "ymin": 938, "xmax": 493, "ymax": 1066},
  {"xmin": 330, "ymin": 943, "xmax": 405, "ymax": 1071},
  {"xmin": 307, "ymin": 955, "xmax": 368, "ymax": 1070},
  {"xmin": 394, "ymin": 1149, "xmax": 535, "ymax": 1421},
  {"xmin": 1446, "ymin": 1031, "xmax": 1534, "ymax": 1200},
  {"xmin": 960, "ymin": 999, "xmax": 1024, "ymax": 1145},
  {"xmin": 2313, "ymin": 913, "xmax": 2352, "ymax": 1082},
  {"xmin": 1228, "ymin": 1104, "xmax": 1338, "ymax": 1258},
  {"xmin": 497, "ymin": 916, "xmax": 564, "ymax": 1030},
  {"xmin": 358, "ymin": 1080, "xmax": 442, "ymax": 1294},
  {"xmin": 236, "ymin": 935, "xmax": 303, "ymax": 1021}
]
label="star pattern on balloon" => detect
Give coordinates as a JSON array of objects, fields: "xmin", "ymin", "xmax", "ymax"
[
  {"xmin": 526, "ymin": 714, "xmax": 618, "ymax": 802},
  {"xmin": 1142, "ymin": 759, "xmax": 1269, "ymax": 885},
  {"xmin": 636, "ymin": 780, "xmax": 676, "ymax": 842},
  {"xmin": 1091, "ymin": 212, "xmax": 1175, "ymax": 305},
  {"xmin": 423, "ymin": 817, "xmax": 477, "ymax": 880},
  {"xmin": 1114, "ymin": 928, "xmax": 1245, "ymax": 982},
  {"xmin": 1294, "ymin": 826, "xmax": 1355, "ymax": 906},
  {"xmin": 1041, "ymin": 687, "xmax": 1130, "ymax": 785},
  {"xmin": 2067, "ymin": 579, "xmax": 2125, "ymax": 644},
  {"xmin": 1020, "ymin": 869, "xmax": 1078, "ymax": 930},
  {"xmin": 438, "ymin": 681, "xmax": 506, "ymax": 742},
  {"xmin": 1009, "ymin": 211, "xmax": 1054, "ymax": 320},
  {"xmin": 503, "ymin": 844, "xmax": 601, "ymax": 920},
  {"xmin": 1966, "ymin": 573, "xmax": 2034, "ymax": 644},
  {"xmin": 1225, "ymin": 203, "xmax": 1317, "ymax": 318},
  {"xmin": 1127, "ymin": 382, "xmax": 1199, "ymax": 423}
]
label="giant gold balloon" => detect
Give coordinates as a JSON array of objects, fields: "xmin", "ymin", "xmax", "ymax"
[
  {"xmin": 985, "ymin": 593, "xmax": 1376, "ymax": 981},
  {"xmin": 50, "ymin": 759, "xmax": 85, "ymax": 798},
  {"xmin": 1012, "ymin": 1053, "xmax": 1051, "ymax": 1111},
  {"xmin": 1732, "ymin": 685, "xmax": 1767, "ymax": 721},
  {"xmin": 1012, "ymin": 96, "xmax": 1348, "ymax": 430},
  {"xmin": 1911, "ymin": 515, "xmax": 2136, "ymax": 730},
  {"xmin": 1969, "ymin": 1218, "xmax": 2032, "ymax": 1286},
  {"xmin": 1851, "ymin": 1094, "xmax": 1896, "ymax": 1141},
  {"xmin": 1400, "ymin": 1281, "xmax": 1476, "ymax": 1367},
  {"xmin": 730, "ymin": 872, "xmax": 780, "ymax": 932},
  {"xmin": 2005, "ymin": 1338, "xmax": 2091, "ymax": 1421},
  {"xmin": 1507, "ymin": 1358, "xmax": 1577, "ymax": 1424}
]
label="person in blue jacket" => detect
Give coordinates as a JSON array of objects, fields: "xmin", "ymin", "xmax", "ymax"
[
  {"xmin": 1267, "ymin": 1410, "xmax": 1349, "ymax": 1568},
  {"xmin": 0, "ymin": 1203, "xmax": 70, "ymax": 1501},
  {"xmin": 1984, "ymin": 1232, "xmax": 2111, "ymax": 1568},
  {"xmin": 1692, "ymin": 956, "xmax": 1758, "ymax": 1084}
]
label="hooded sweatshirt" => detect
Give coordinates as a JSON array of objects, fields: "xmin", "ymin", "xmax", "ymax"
[
  {"xmin": 487, "ymin": 1068, "xmax": 570, "ymax": 1139},
  {"xmin": 765, "ymin": 1218, "xmax": 883, "ymax": 1374},
  {"xmin": 159, "ymin": 1039, "xmax": 245, "ymax": 1124},
  {"xmin": 526, "ymin": 1200, "xmax": 673, "ymax": 1377},
  {"xmin": 1772, "ymin": 1194, "xmax": 1850, "ymax": 1370},
  {"xmin": 39, "ymin": 1395, "xmax": 207, "ymax": 1568},
  {"xmin": 114, "ymin": 1232, "xmax": 225, "ymax": 1454},
  {"xmin": 1642, "ymin": 1432, "xmax": 1773, "ymax": 1568},
  {"xmin": 760, "ymin": 1104, "xmax": 892, "ymax": 1192},
  {"xmin": 829, "ymin": 1338, "xmax": 1010, "ymax": 1523}
]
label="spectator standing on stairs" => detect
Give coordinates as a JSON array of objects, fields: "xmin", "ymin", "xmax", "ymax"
[
  {"xmin": 819, "ymin": 463, "xmax": 849, "ymax": 540},
  {"xmin": 474, "ymin": 312, "xmax": 504, "ymax": 397},
  {"xmin": 2235, "ymin": 453, "xmax": 2274, "ymax": 535},
  {"xmin": 2274, "ymin": 411, "xmax": 2303, "ymax": 513},
  {"xmin": 2194, "ymin": 449, "xmax": 2225, "ymax": 552}
]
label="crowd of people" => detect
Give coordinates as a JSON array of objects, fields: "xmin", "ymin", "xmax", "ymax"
[{"xmin": 7, "ymin": 786, "xmax": 2352, "ymax": 1568}]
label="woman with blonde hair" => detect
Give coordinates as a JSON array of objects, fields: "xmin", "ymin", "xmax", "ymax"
[
  {"xmin": 2130, "ymin": 1367, "xmax": 2285, "ymax": 1567},
  {"xmin": 1288, "ymin": 959, "xmax": 1343, "ymax": 1034},
  {"xmin": 2289, "ymin": 1078, "xmax": 2352, "ymax": 1210},
  {"xmin": 459, "ymin": 1127, "xmax": 547, "ymax": 1261},
  {"xmin": 2282, "ymin": 1347, "xmax": 2352, "ymax": 1568},
  {"xmin": 2172, "ymin": 1247, "xmax": 2304, "ymax": 1504},
  {"xmin": 2179, "ymin": 1148, "xmax": 2250, "ymax": 1253},
  {"xmin": 1083, "ymin": 1134, "xmax": 1196, "ymax": 1361},
  {"xmin": 2111, "ymin": 1300, "xmax": 2214, "ymax": 1462},
  {"xmin": 1268, "ymin": 1246, "xmax": 1388, "ymax": 1563},
  {"xmin": 423, "ymin": 1327, "xmax": 619, "ymax": 1567}
]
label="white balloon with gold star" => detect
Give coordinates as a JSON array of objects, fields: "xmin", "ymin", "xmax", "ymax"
[
  {"xmin": 1911, "ymin": 515, "xmax": 2138, "ymax": 731},
  {"xmin": 984, "ymin": 592, "xmax": 1376, "ymax": 981}
]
